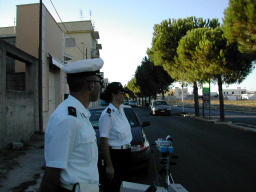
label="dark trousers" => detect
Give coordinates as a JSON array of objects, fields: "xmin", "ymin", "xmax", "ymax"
[
  {"xmin": 100, "ymin": 149, "xmax": 131, "ymax": 192},
  {"xmin": 56, "ymin": 186, "xmax": 72, "ymax": 192}
]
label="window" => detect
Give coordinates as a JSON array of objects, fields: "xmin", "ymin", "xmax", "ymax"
[
  {"xmin": 154, "ymin": 101, "xmax": 168, "ymax": 106},
  {"xmin": 124, "ymin": 108, "xmax": 139, "ymax": 127},
  {"xmin": 65, "ymin": 38, "xmax": 76, "ymax": 47},
  {"xmin": 6, "ymin": 55, "xmax": 25, "ymax": 91}
]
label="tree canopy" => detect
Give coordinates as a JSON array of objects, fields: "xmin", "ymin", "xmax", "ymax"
[
  {"xmin": 148, "ymin": 16, "xmax": 220, "ymax": 80},
  {"xmin": 126, "ymin": 77, "xmax": 141, "ymax": 98},
  {"xmin": 223, "ymin": 0, "xmax": 256, "ymax": 58},
  {"xmin": 135, "ymin": 57, "xmax": 174, "ymax": 98},
  {"xmin": 177, "ymin": 27, "xmax": 253, "ymax": 120},
  {"xmin": 177, "ymin": 28, "xmax": 228, "ymax": 79}
]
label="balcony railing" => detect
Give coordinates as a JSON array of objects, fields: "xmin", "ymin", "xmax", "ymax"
[{"xmin": 91, "ymin": 49, "xmax": 99, "ymax": 58}]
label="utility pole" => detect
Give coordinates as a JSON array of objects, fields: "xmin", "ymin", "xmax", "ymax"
[
  {"xmin": 81, "ymin": 42, "xmax": 85, "ymax": 59},
  {"xmin": 209, "ymin": 80, "xmax": 211, "ymax": 119},
  {"xmin": 182, "ymin": 83, "xmax": 184, "ymax": 113},
  {"xmin": 38, "ymin": 0, "xmax": 43, "ymax": 134}
]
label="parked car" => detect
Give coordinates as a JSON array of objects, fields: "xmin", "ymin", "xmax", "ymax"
[
  {"xmin": 150, "ymin": 100, "xmax": 171, "ymax": 116},
  {"xmin": 89, "ymin": 105, "xmax": 151, "ymax": 180},
  {"xmin": 124, "ymin": 99, "xmax": 129, "ymax": 105},
  {"xmin": 129, "ymin": 100, "xmax": 138, "ymax": 107}
]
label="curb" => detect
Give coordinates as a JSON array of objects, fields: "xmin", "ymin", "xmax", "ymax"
[
  {"xmin": 229, "ymin": 123, "xmax": 256, "ymax": 133},
  {"xmin": 190, "ymin": 116, "xmax": 256, "ymax": 133},
  {"xmin": 143, "ymin": 108, "xmax": 256, "ymax": 134}
]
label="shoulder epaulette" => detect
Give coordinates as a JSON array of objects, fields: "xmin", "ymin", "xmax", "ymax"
[
  {"xmin": 68, "ymin": 106, "xmax": 77, "ymax": 117},
  {"xmin": 107, "ymin": 108, "xmax": 111, "ymax": 116}
]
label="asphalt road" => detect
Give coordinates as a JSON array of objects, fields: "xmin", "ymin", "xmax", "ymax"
[{"xmin": 132, "ymin": 107, "xmax": 256, "ymax": 192}]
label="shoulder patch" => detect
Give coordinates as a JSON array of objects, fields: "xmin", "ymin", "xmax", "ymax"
[
  {"xmin": 68, "ymin": 106, "xmax": 77, "ymax": 117},
  {"xmin": 107, "ymin": 108, "xmax": 111, "ymax": 116}
]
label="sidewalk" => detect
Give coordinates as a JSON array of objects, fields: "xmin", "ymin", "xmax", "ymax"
[
  {"xmin": 0, "ymin": 133, "xmax": 45, "ymax": 192},
  {"xmin": 177, "ymin": 112, "xmax": 256, "ymax": 133}
]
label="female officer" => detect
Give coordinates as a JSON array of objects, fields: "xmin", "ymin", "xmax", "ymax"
[{"xmin": 99, "ymin": 82, "xmax": 133, "ymax": 192}]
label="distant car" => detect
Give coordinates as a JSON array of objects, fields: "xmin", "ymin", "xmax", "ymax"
[
  {"xmin": 129, "ymin": 100, "xmax": 138, "ymax": 107},
  {"xmin": 89, "ymin": 105, "xmax": 151, "ymax": 179},
  {"xmin": 150, "ymin": 100, "xmax": 171, "ymax": 116},
  {"xmin": 124, "ymin": 100, "xmax": 129, "ymax": 105},
  {"xmin": 101, "ymin": 100, "xmax": 107, "ymax": 106}
]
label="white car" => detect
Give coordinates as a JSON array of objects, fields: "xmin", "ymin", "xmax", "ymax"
[
  {"xmin": 150, "ymin": 100, "xmax": 171, "ymax": 116},
  {"xmin": 129, "ymin": 100, "xmax": 138, "ymax": 107}
]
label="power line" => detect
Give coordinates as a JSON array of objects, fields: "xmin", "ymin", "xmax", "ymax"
[{"xmin": 47, "ymin": 0, "xmax": 84, "ymax": 55}]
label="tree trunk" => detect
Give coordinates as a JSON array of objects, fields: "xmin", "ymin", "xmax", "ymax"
[
  {"xmin": 162, "ymin": 91, "xmax": 165, "ymax": 100},
  {"xmin": 217, "ymin": 76, "xmax": 225, "ymax": 121},
  {"xmin": 193, "ymin": 81, "xmax": 200, "ymax": 116}
]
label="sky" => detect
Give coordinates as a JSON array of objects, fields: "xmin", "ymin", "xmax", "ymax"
[{"xmin": 0, "ymin": 0, "xmax": 256, "ymax": 93}]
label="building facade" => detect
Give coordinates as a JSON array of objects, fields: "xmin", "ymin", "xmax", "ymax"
[
  {"xmin": 0, "ymin": 39, "xmax": 39, "ymax": 148},
  {"xmin": 223, "ymin": 87, "xmax": 247, "ymax": 100},
  {"xmin": 0, "ymin": 3, "xmax": 103, "ymax": 147},
  {"xmin": 59, "ymin": 21, "xmax": 102, "ymax": 62},
  {"xmin": 15, "ymin": 4, "xmax": 66, "ymax": 131}
]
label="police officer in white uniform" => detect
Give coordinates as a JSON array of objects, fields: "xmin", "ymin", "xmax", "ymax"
[
  {"xmin": 39, "ymin": 58, "xmax": 103, "ymax": 192},
  {"xmin": 99, "ymin": 82, "xmax": 133, "ymax": 192}
]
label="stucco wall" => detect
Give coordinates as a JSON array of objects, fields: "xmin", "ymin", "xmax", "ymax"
[
  {"xmin": 59, "ymin": 21, "xmax": 99, "ymax": 62},
  {"xmin": 15, "ymin": 4, "xmax": 65, "ymax": 131},
  {"xmin": 65, "ymin": 32, "xmax": 93, "ymax": 60},
  {"xmin": 5, "ymin": 92, "xmax": 37, "ymax": 144},
  {"xmin": 0, "ymin": 40, "xmax": 39, "ymax": 149},
  {"xmin": 42, "ymin": 4, "xmax": 65, "ymax": 131}
]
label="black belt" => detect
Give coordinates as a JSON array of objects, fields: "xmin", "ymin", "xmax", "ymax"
[{"xmin": 57, "ymin": 186, "xmax": 73, "ymax": 192}]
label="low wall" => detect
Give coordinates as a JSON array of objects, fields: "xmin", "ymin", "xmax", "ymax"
[
  {"xmin": 3, "ymin": 92, "xmax": 37, "ymax": 146},
  {"xmin": 0, "ymin": 40, "xmax": 39, "ymax": 149}
]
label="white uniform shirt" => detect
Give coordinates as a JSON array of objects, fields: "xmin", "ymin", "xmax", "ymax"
[
  {"xmin": 99, "ymin": 103, "xmax": 133, "ymax": 146},
  {"xmin": 44, "ymin": 95, "xmax": 99, "ymax": 185}
]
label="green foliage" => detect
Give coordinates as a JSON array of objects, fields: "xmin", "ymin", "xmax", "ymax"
[
  {"xmin": 177, "ymin": 27, "xmax": 253, "ymax": 84},
  {"xmin": 135, "ymin": 57, "xmax": 174, "ymax": 97},
  {"xmin": 223, "ymin": 41, "xmax": 254, "ymax": 84},
  {"xmin": 148, "ymin": 16, "xmax": 220, "ymax": 81},
  {"xmin": 153, "ymin": 65, "xmax": 174, "ymax": 92},
  {"xmin": 135, "ymin": 57, "xmax": 155, "ymax": 97},
  {"xmin": 127, "ymin": 78, "xmax": 142, "ymax": 98},
  {"xmin": 223, "ymin": 0, "xmax": 256, "ymax": 58},
  {"xmin": 177, "ymin": 28, "xmax": 226, "ymax": 80}
]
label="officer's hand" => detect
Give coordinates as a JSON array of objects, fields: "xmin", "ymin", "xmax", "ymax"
[{"xmin": 106, "ymin": 166, "xmax": 114, "ymax": 180}]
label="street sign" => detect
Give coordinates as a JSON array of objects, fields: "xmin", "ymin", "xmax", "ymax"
[
  {"xmin": 203, "ymin": 87, "xmax": 210, "ymax": 94},
  {"xmin": 203, "ymin": 86, "xmax": 211, "ymax": 118}
]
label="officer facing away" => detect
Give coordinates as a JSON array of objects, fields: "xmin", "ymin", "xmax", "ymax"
[{"xmin": 39, "ymin": 58, "xmax": 103, "ymax": 192}]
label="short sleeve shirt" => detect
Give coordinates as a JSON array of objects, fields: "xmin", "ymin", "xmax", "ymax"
[
  {"xmin": 99, "ymin": 103, "xmax": 133, "ymax": 146},
  {"xmin": 44, "ymin": 95, "xmax": 99, "ymax": 185}
]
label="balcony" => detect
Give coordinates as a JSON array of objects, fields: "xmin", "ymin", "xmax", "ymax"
[
  {"xmin": 91, "ymin": 49, "xmax": 100, "ymax": 58},
  {"xmin": 92, "ymin": 31, "xmax": 99, "ymax": 39},
  {"xmin": 96, "ymin": 43, "xmax": 102, "ymax": 50}
]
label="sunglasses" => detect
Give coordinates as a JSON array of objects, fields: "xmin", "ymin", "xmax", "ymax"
[
  {"xmin": 87, "ymin": 79, "xmax": 104, "ymax": 87},
  {"xmin": 119, "ymin": 90, "xmax": 126, "ymax": 95}
]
